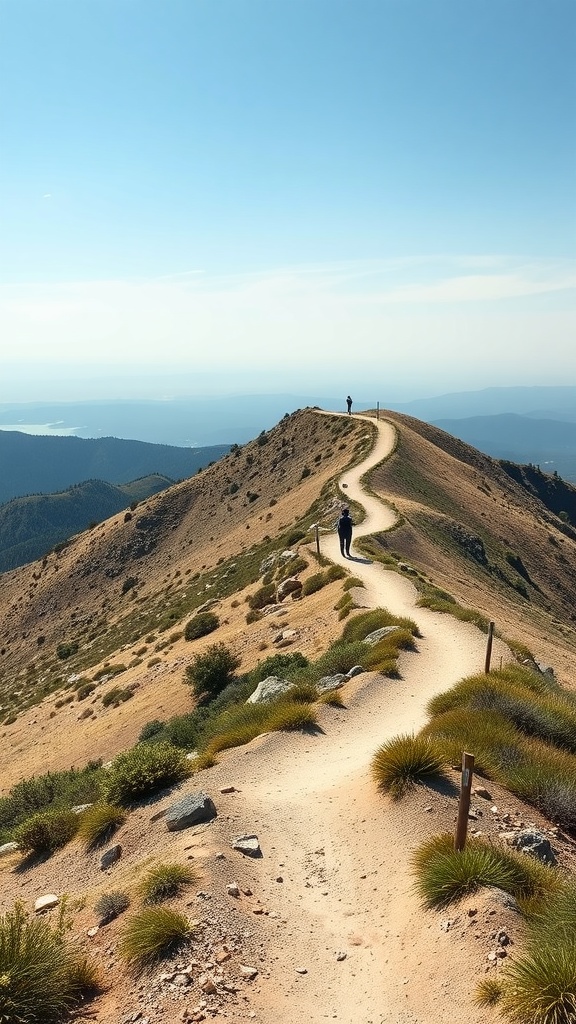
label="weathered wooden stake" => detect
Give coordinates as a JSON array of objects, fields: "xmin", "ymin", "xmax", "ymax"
[
  {"xmin": 376, "ymin": 402, "xmax": 380, "ymax": 420},
  {"xmin": 315, "ymin": 524, "xmax": 320, "ymax": 557},
  {"xmin": 454, "ymin": 751, "xmax": 475, "ymax": 852},
  {"xmin": 484, "ymin": 621, "xmax": 495, "ymax": 674}
]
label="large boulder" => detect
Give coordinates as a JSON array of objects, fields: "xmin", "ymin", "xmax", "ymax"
[
  {"xmin": 509, "ymin": 829, "xmax": 556, "ymax": 864},
  {"xmin": 247, "ymin": 676, "xmax": 293, "ymax": 704},
  {"xmin": 165, "ymin": 791, "xmax": 217, "ymax": 832}
]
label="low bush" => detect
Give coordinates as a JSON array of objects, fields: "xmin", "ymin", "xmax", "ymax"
[
  {"xmin": 247, "ymin": 583, "xmax": 276, "ymax": 611},
  {"xmin": 302, "ymin": 572, "xmax": 326, "ymax": 596},
  {"xmin": 371, "ymin": 734, "xmax": 446, "ymax": 798},
  {"xmin": 94, "ymin": 891, "xmax": 130, "ymax": 924},
  {"xmin": 474, "ymin": 977, "xmax": 503, "ymax": 1006},
  {"xmin": 185, "ymin": 644, "xmax": 241, "ymax": 703},
  {"xmin": 105, "ymin": 743, "xmax": 190, "ymax": 805},
  {"xmin": 0, "ymin": 764, "xmax": 103, "ymax": 843},
  {"xmin": 266, "ymin": 701, "xmax": 319, "ymax": 732},
  {"xmin": 140, "ymin": 862, "xmax": 195, "ymax": 904},
  {"xmin": 249, "ymin": 651, "xmax": 309, "ymax": 685},
  {"xmin": 500, "ymin": 940, "xmax": 576, "ymax": 1024},
  {"xmin": 77, "ymin": 804, "xmax": 126, "ymax": 850},
  {"xmin": 413, "ymin": 833, "xmax": 558, "ymax": 909},
  {"xmin": 101, "ymin": 686, "xmax": 134, "ymax": 708},
  {"xmin": 14, "ymin": 808, "xmax": 80, "ymax": 854},
  {"xmin": 0, "ymin": 903, "xmax": 99, "ymax": 1023},
  {"xmin": 76, "ymin": 682, "xmax": 96, "ymax": 701},
  {"xmin": 139, "ymin": 719, "xmax": 166, "ymax": 742},
  {"xmin": 120, "ymin": 907, "xmax": 193, "ymax": 970},
  {"xmin": 184, "ymin": 612, "xmax": 220, "ymax": 642}
]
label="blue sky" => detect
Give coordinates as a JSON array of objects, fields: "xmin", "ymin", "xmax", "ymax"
[{"xmin": 1, "ymin": 0, "xmax": 574, "ymax": 401}]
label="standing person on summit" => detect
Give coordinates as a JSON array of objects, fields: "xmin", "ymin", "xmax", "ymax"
[
  {"xmin": 337, "ymin": 506, "xmax": 353, "ymax": 557},
  {"xmin": 346, "ymin": 395, "xmax": 353, "ymax": 414}
]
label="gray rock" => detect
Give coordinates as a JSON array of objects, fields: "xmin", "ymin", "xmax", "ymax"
[
  {"xmin": 0, "ymin": 842, "xmax": 20, "ymax": 857},
  {"xmin": 398, "ymin": 562, "xmax": 418, "ymax": 575},
  {"xmin": 232, "ymin": 834, "xmax": 262, "ymax": 857},
  {"xmin": 535, "ymin": 662, "xmax": 555, "ymax": 678},
  {"xmin": 165, "ymin": 792, "xmax": 217, "ymax": 832},
  {"xmin": 100, "ymin": 844, "xmax": 122, "ymax": 870},
  {"xmin": 364, "ymin": 626, "xmax": 401, "ymax": 646},
  {"xmin": 71, "ymin": 803, "xmax": 93, "ymax": 814},
  {"xmin": 510, "ymin": 829, "xmax": 556, "ymax": 864},
  {"xmin": 34, "ymin": 894, "xmax": 59, "ymax": 912},
  {"xmin": 247, "ymin": 676, "xmax": 293, "ymax": 704},
  {"xmin": 346, "ymin": 665, "xmax": 364, "ymax": 679},
  {"xmin": 316, "ymin": 674, "xmax": 347, "ymax": 693}
]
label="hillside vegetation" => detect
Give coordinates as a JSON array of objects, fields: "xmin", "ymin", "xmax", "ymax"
[
  {"xmin": 0, "ymin": 475, "xmax": 174, "ymax": 573},
  {"xmin": 0, "ymin": 430, "xmax": 229, "ymax": 504}
]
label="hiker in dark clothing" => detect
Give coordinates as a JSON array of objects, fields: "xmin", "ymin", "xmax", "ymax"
[
  {"xmin": 346, "ymin": 395, "xmax": 353, "ymax": 414},
  {"xmin": 337, "ymin": 507, "xmax": 353, "ymax": 557}
]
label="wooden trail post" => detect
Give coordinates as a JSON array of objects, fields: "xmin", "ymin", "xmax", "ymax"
[
  {"xmin": 454, "ymin": 751, "xmax": 475, "ymax": 852},
  {"xmin": 315, "ymin": 524, "xmax": 320, "ymax": 557},
  {"xmin": 376, "ymin": 402, "xmax": 380, "ymax": 420},
  {"xmin": 484, "ymin": 621, "xmax": 495, "ymax": 674}
]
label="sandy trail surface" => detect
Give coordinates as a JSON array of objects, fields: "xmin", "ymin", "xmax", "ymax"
[{"xmin": 199, "ymin": 414, "xmax": 508, "ymax": 1024}]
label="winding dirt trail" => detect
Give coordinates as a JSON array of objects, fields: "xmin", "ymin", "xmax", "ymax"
[{"xmin": 201, "ymin": 414, "xmax": 510, "ymax": 1023}]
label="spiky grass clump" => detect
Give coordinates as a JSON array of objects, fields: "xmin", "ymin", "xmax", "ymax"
[
  {"xmin": 266, "ymin": 701, "xmax": 319, "ymax": 732},
  {"xmin": 475, "ymin": 977, "xmax": 503, "ymax": 1006},
  {"xmin": 0, "ymin": 903, "xmax": 98, "ymax": 1022},
  {"xmin": 317, "ymin": 689, "xmax": 345, "ymax": 708},
  {"xmin": 500, "ymin": 941, "xmax": 576, "ymax": 1024},
  {"xmin": 119, "ymin": 907, "xmax": 193, "ymax": 970},
  {"xmin": 371, "ymin": 733, "xmax": 446, "ymax": 798},
  {"xmin": 288, "ymin": 682, "xmax": 319, "ymax": 704},
  {"xmin": 140, "ymin": 863, "xmax": 195, "ymax": 904},
  {"xmin": 14, "ymin": 808, "xmax": 80, "ymax": 854},
  {"xmin": 413, "ymin": 834, "xmax": 559, "ymax": 910},
  {"xmin": 105, "ymin": 743, "xmax": 191, "ymax": 805},
  {"xmin": 77, "ymin": 804, "xmax": 126, "ymax": 850},
  {"xmin": 94, "ymin": 891, "xmax": 130, "ymax": 924}
]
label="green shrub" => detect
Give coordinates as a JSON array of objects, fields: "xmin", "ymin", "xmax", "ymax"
[
  {"xmin": 184, "ymin": 612, "xmax": 219, "ymax": 642},
  {"xmin": 249, "ymin": 651, "xmax": 309, "ymax": 685},
  {"xmin": 247, "ymin": 584, "xmax": 276, "ymax": 610},
  {"xmin": 140, "ymin": 862, "xmax": 195, "ymax": 904},
  {"xmin": 101, "ymin": 686, "xmax": 134, "ymax": 708},
  {"xmin": 0, "ymin": 903, "xmax": 98, "ymax": 1023},
  {"xmin": 14, "ymin": 808, "xmax": 80, "ymax": 854},
  {"xmin": 287, "ymin": 682, "xmax": 319, "ymax": 704},
  {"xmin": 0, "ymin": 764, "xmax": 103, "ymax": 843},
  {"xmin": 139, "ymin": 719, "xmax": 166, "ymax": 743},
  {"xmin": 94, "ymin": 891, "xmax": 130, "ymax": 924},
  {"xmin": 371, "ymin": 734, "xmax": 446, "ymax": 798},
  {"xmin": 266, "ymin": 701, "xmax": 319, "ymax": 732},
  {"xmin": 76, "ymin": 682, "xmax": 96, "ymax": 701},
  {"xmin": 245, "ymin": 608, "xmax": 262, "ymax": 624},
  {"xmin": 120, "ymin": 907, "xmax": 193, "ymax": 970},
  {"xmin": 56, "ymin": 641, "xmax": 79, "ymax": 661},
  {"xmin": 287, "ymin": 530, "xmax": 306, "ymax": 546},
  {"xmin": 413, "ymin": 833, "xmax": 558, "ymax": 909},
  {"xmin": 341, "ymin": 608, "xmax": 418, "ymax": 644},
  {"xmin": 95, "ymin": 664, "xmax": 127, "ymax": 682},
  {"xmin": 105, "ymin": 743, "xmax": 190, "ymax": 805},
  {"xmin": 500, "ymin": 940, "xmax": 576, "ymax": 1024},
  {"xmin": 185, "ymin": 643, "xmax": 241, "ymax": 703},
  {"xmin": 474, "ymin": 977, "xmax": 503, "ymax": 1006},
  {"xmin": 77, "ymin": 804, "xmax": 126, "ymax": 850},
  {"xmin": 302, "ymin": 572, "xmax": 326, "ymax": 596},
  {"xmin": 325, "ymin": 564, "xmax": 346, "ymax": 582}
]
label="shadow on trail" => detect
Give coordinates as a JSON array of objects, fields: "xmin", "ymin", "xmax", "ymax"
[{"xmin": 346, "ymin": 554, "xmax": 372, "ymax": 564}]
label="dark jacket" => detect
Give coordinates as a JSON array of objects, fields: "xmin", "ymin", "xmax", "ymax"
[{"xmin": 337, "ymin": 511, "xmax": 353, "ymax": 537}]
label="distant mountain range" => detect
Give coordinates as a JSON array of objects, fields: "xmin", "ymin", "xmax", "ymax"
[
  {"xmin": 0, "ymin": 476, "xmax": 175, "ymax": 573},
  {"xmin": 432, "ymin": 414, "xmax": 576, "ymax": 481},
  {"xmin": 393, "ymin": 385, "xmax": 576, "ymax": 423},
  {"xmin": 0, "ymin": 431, "xmax": 229, "ymax": 505}
]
